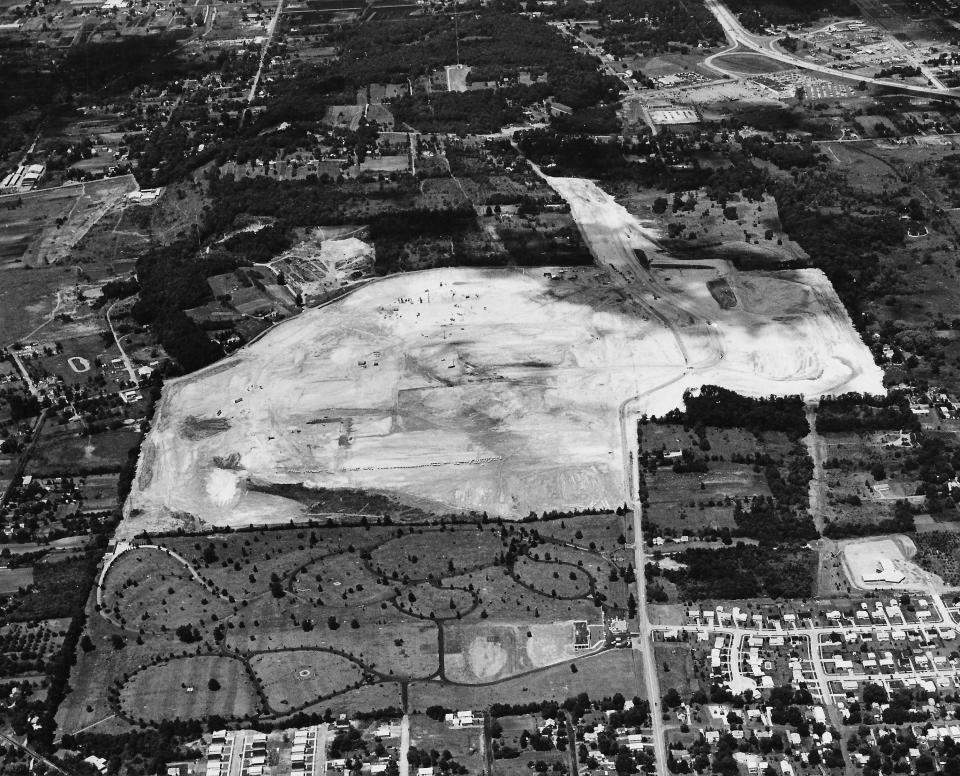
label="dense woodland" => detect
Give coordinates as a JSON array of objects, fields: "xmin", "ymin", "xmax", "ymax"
[
  {"xmin": 650, "ymin": 544, "xmax": 816, "ymax": 600},
  {"xmin": 325, "ymin": 12, "xmax": 621, "ymax": 110},
  {"xmin": 725, "ymin": 0, "xmax": 859, "ymax": 32},
  {"xmin": 649, "ymin": 386, "xmax": 809, "ymax": 439},
  {"xmin": 549, "ymin": 0, "xmax": 724, "ymax": 49},
  {"xmin": 816, "ymin": 392, "xmax": 921, "ymax": 433}
]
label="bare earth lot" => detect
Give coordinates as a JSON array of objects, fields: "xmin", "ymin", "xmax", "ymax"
[{"xmin": 121, "ymin": 194, "xmax": 882, "ymax": 534}]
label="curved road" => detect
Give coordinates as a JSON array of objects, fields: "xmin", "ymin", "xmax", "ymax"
[
  {"xmin": 705, "ymin": 0, "xmax": 960, "ymax": 101},
  {"xmin": 96, "ymin": 542, "xmax": 230, "ymax": 627}
]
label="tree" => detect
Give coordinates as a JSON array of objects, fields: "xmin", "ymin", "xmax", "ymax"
[
  {"xmin": 663, "ymin": 688, "xmax": 682, "ymax": 709},
  {"xmin": 863, "ymin": 682, "xmax": 888, "ymax": 706},
  {"xmin": 175, "ymin": 624, "xmax": 201, "ymax": 643},
  {"xmin": 208, "ymin": 678, "xmax": 221, "ymax": 691}
]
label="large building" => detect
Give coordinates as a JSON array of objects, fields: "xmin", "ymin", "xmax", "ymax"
[
  {"xmin": 0, "ymin": 164, "xmax": 45, "ymax": 194},
  {"xmin": 861, "ymin": 558, "xmax": 906, "ymax": 585}
]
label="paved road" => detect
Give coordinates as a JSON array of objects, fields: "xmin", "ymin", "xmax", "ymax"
[
  {"xmin": 399, "ymin": 714, "xmax": 410, "ymax": 776},
  {"xmin": 0, "ymin": 730, "xmax": 76, "ymax": 776},
  {"xmin": 631, "ymin": 510, "xmax": 669, "ymax": 776},
  {"xmin": 705, "ymin": 0, "xmax": 960, "ymax": 101},
  {"xmin": 96, "ymin": 541, "xmax": 230, "ymax": 627},
  {"xmin": 248, "ymin": 0, "xmax": 285, "ymax": 102},
  {"xmin": 315, "ymin": 723, "xmax": 329, "ymax": 776},
  {"xmin": 107, "ymin": 297, "xmax": 139, "ymax": 385}
]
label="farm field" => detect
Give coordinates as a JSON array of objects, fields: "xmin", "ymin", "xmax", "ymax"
[
  {"xmin": 0, "ymin": 266, "xmax": 76, "ymax": 343},
  {"xmin": 914, "ymin": 532, "xmax": 960, "ymax": 585},
  {"xmin": 0, "ymin": 176, "xmax": 138, "ymax": 268},
  {"xmin": 28, "ymin": 425, "xmax": 142, "ymax": 476},
  {"xmin": 62, "ymin": 515, "xmax": 636, "ymax": 728},
  {"xmin": 0, "ymin": 568, "xmax": 34, "ymax": 594}
]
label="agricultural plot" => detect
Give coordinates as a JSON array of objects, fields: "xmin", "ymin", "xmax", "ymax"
[
  {"xmin": 0, "ymin": 568, "xmax": 34, "ymax": 595},
  {"xmin": 28, "ymin": 425, "xmax": 142, "ymax": 477},
  {"xmin": 0, "ymin": 618, "xmax": 70, "ymax": 682},
  {"xmin": 914, "ymin": 532, "xmax": 960, "ymax": 585},
  {"xmin": 66, "ymin": 518, "xmax": 634, "ymax": 729},
  {"xmin": 0, "ymin": 265, "xmax": 76, "ymax": 343},
  {"xmin": 0, "ymin": 176, "xmax": 138, "ymax": 268}
]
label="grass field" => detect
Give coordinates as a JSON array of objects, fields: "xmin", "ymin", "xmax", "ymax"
[
  {"xmin": 399, "ymin": 583, "xmax": 476, "ymax": 619},
  {"xmin": 296, "ymin": 682, "xmax": 403, "ymax": 717},
  {"xmin": 444, "ymin": 620, "xmax": 586, "ymax": 683},
  {"xmin": 0, "ymin": 176, "xmax": 137, "ymax": 268},
  {"xmin": 119, "ymin": 655, "xmax": 259, "ymax": 723},
  {"xmin": 513, "ymin": 556, "xmax": 592, "ymax": 599},
  {"xmin": 710, "ymin": 53, "xmax": 793, "ymax": 74},
  {"xmin": 0, "ymin": 266, "xmax": 76, "ymax": 342},
  {"xmin": 0, "ymin": 568, "xmax": 34, "ymax": 594},
  {"xmin": 654, "ymin": 643, "xmax": 700, "ymax": 702},
  {"xmin": 250, "ymin": 650, "xmax": 367, "ymax": 712},
  {"xmin": 442, "ymin": 567, "xmax": 598, "ymax": 622},
  {"xmin": 70, "ymin": 515, "xmax": 636, "ymax": 729},
  {"xmin": 369, "ymin": 527, "xmax": 505, "ymax": 580},
  {"xmin": 639, "ymin": 424, "xmax": 787, "ymax": 536},
  {"xmin": 410, "ymin": 716, "xmax": 485, "ymax": 775},
  {"xmin": 101, "ymin": 547, "xmax": 234, "ymax": 632},
  {"xmin": 409, "ymin": 648, "xmax": 643, "ymax": 710},
  {"xmin": 28, "ymin": 425, "xmax": 141, "ymax": 477}
]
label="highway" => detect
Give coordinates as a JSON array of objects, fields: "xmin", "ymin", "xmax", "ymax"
[{"xmin": 704, "ymin": 0, "xmax": 960, "ymax": 101}]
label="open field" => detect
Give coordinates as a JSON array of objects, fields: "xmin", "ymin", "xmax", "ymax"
[
  {"xmin": 0, "ymin": 568, "xmax": 34, "ymax": 594},
  {"xmin": 64, "ymin": 518, "xmax": 636, "ymax": 728},
  {"xmin": 121, "ymin": 236, "xmax": 881, "ymax": 535},
  {"xmin": 0, "ymin": 176, "xmax": 138, "ymax": 267},
  {"xmin": 443, "ymin": 620, "xmax": 592, "ymax": 683},
  {"xmin": 408, "ymin": 648, "xmax": 642, "ymax": 710},
  {"xmin": 121, "ymin": 266, "xmax": 680, "ymax": 535},
  {"xmin": 250, "ymin": 650, "xmax": 367, "ymax": 712},
  {"xmin": 0, "ymin": 266, "xmax": 77, "ymax": 343},
  {"xmin": 28, "ymin": 426, "xmax": 142, "ymax": 477},
  {"xmin": 710, "ymin": 53, "xmax": 793, "ymax": 75},
  {"xmin": 410, "ymin": 716, "xmax": 485, "ymax": 775},
  {"xmin": 119, "ymin": 655, "xmax": 259, "ymax": 723}
]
